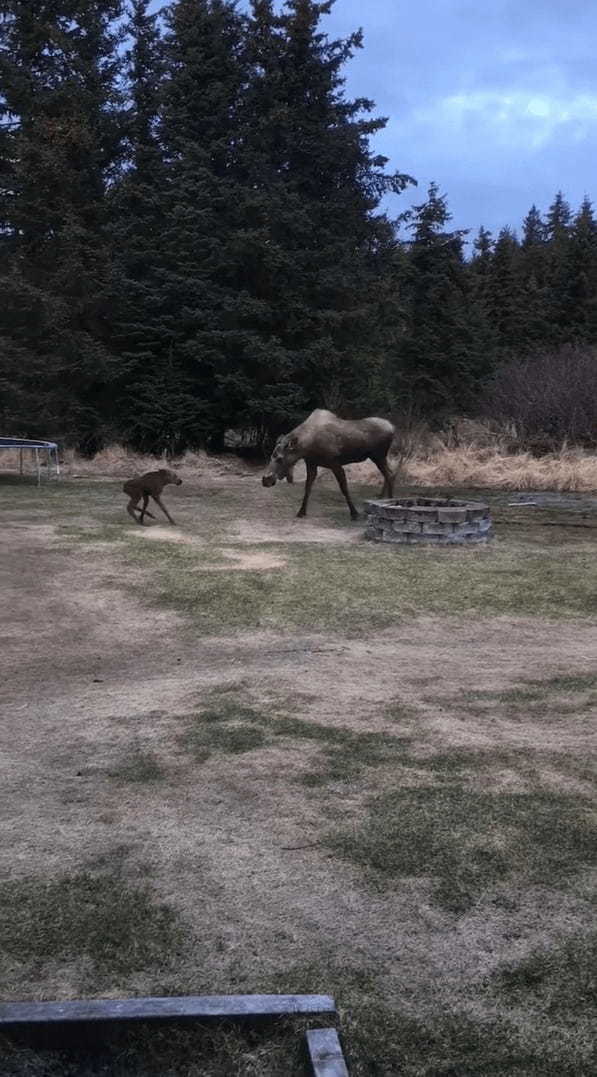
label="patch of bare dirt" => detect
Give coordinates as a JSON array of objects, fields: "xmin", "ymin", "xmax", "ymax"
[
  {"xmin": 131, "ymin": 525, "xmax": 204, "ymax": 545},
  {"xmin": 228, "ymin": 517, "xmax": 363, "ymax": 545},
  {"xmin": 3, "ymin": 522, "xmax": 60, "ymax": 540},
  {"xmin": 129, "ymin": 528, "xmax": 287, "ymax": 566},
  {"xmin": 219, "ymin": 549, "xmax": 287, "ymax": 571}
]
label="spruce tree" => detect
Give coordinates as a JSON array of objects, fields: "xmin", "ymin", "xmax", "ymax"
[
  {"xmin": 522, "ymin": 204, "xmax": 547, "ymax": 249},
  {"xmin": 484, "ymin": 227, "xmax": 525, "ymax": 357},
  {"xmin": 558, "ymin": 196, "xmax": 597, "ymax": 341},
  {"xmin": 109, "ymin": 0, "xmax": 172, "ymax": 451},
  {"xmin": 546, "ymin": 190, "xmax": 572, "ymax": 245},
  {"xmin": 467, "ymin": 226, "xmax": 499, "ymax": 377},
  {"xmin": 0, "ymin": 1, "xmax": 125, "ymax": 448},
  {"xmin": 228, "ymin": 0, "xmax": 410, "ymax": 431},
  {"xmin": 519, "ymin": 204, "xmax": 550, "ymax": 348},
  {"xmin": 119, "ymin": 0, "xmax": 251, "ymax": 452},
  {"xmin": 471, "ymin": 226, "xmax": 493, "ymax": 273},
  {"xmin": 543, "ymin": 190, "xmax": 573, "ymax": 338},
  {"xmin": 397, "ymin": 183, "xmax": 489, "ymax": 413}
]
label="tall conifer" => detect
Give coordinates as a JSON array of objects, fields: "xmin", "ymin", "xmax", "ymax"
[
  {"xmin": 0, "ymin": 1, "xmax": 124, "ymax": 447},
  {"xmin": 397, "ymin": 183, "xmax": 489, "ymax": 412}
]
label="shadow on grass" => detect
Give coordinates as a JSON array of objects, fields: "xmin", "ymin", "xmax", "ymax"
[
  {"xmin": 180, "ymin": 697, "xmax": 412, "ymax": 780},
  {"xmin": 342, "ymin": 1003, "xmax": 591, "ymax": 1077},
  {"xmin": 496, "ymin": 930, "xmax": 597, "ymax": 1019},
  {"xmin": 262, "ymin": 958, "xmax": 595, "ymax": 1076},
  {"xmin": 423, "ymin": 669, "xmax": 597, "ymax": 728},
  {"xmin": 327, "ymin": 786, "xmax": 597, "ymax": 913},
  {"xmin": 0, "ymin": 873, "xmax": 184, "ymax": 986},
  {"xmin": 0, "ymin": 1018, "xmax": 317, "ymax": 1077},
  {"xmin": 106, "ymin": 749, "xmax": 166, "ymax": 783}
]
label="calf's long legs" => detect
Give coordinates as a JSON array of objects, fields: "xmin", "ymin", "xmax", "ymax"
[
  {"xmin": 127, "ymin": 497, "xmax": 140, "ymax": 523},
  {"xmin": 153, "ymin": 493, "xmax": 176, "ymax": 525},
  {"xmin": 128, "ymin": 494, "xmax": 156, "ymax": 524},
  {"xmin": 138, "ymin": 493, "xmax": 150, "ymax": 524}
]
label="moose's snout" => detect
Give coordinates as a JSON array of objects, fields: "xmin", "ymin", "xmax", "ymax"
[{"xmin": 262, "ymin": 474, "xmax": 276, "ymax": 488}]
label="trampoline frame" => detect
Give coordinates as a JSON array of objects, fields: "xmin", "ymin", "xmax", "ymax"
[{"xmin": 0, "ymin": 437, "xmax": 60, "ymax": 485}]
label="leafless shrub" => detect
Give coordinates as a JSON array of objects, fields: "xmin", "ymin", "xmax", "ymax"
[
  {"xmin": 388, "ymin": 407, "xmax": 444, "ymax": 470},
  {"xmin": 480, "ymin": 345, "xmax": 597, "ymax": 452}
]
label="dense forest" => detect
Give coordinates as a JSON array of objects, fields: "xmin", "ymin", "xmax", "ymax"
[{"xmin": 1, "ymin": 0, "xmax": 597, "ymax": 454}]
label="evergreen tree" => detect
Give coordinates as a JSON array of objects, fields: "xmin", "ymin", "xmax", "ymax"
[
  {"xmin": 558, "ymin": 196, "xmax": 597, "ymax": 340},
  {"xmin": 484, "ymin": 227, "xmax": 525, "ymax": 357},
  {"xmin": 471, "ymin": 226, "xmax": 493, "ymax": 272},
  {"xmin": 116, "ymin": 0, "xmax": 251, "ymax": 452},
  {"xmin": 546, "ymin": 190, "xmax": 572, "ymax": 245},
  {"xmin": 522, "ymin": 204, "xmax": 547, "ymax": 249},
  {"xmin": 0, "ymin": 1, "xmax": 124, "ymax": 448},
  {"xmin": 227, "ymin": 0, "xmax": 410, "ymax": 432},
  {"xmin": 108, "ymin": 0, "xmax": 172, "ymax": 451},
  {"xmin": 545, "ymin": 190, "xmax": 574, "ymax": 340},
  {"xmin": 127, "ymin": 0, "xmax": 163, "ymax": 179},
  {"xmin": 518, "ymin": 204, "xmax": 550, "ymax": 347},
  {"xmin": 397, "ymin": 183, "xmax": 489, "ymax": 413},
  {"xmin": 467, "ymin": 226, "xmax": 499, "ymax": 373}
]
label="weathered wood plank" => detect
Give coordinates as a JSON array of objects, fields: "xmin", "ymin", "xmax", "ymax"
[
  {"xmin": 0, "ymin": 994, "xmax": 336, "ymax": 1028},
  {"xmin": 306, "ymin": 1027, "xmax": 349, "ymax": 1077}
]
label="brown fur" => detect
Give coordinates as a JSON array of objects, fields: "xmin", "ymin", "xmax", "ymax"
[
  {"xmin": 262, "ymin": 409, "xmax": 395, "ymax": 519},
  {"xmin": 123, "ymin": 469, "xmax": 182, "ymax": 525}
]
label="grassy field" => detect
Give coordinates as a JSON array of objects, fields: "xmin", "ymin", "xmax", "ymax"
[{"xmin": 1, "ymin": 469, "xmax": 596, "ymax": 1075}]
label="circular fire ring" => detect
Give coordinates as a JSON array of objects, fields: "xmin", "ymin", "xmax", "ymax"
[{"xmin": 364, "ymin": 496, "xmax": 493, "ymax": 545}]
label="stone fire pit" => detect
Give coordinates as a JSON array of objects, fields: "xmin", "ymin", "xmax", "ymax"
[{"xmin": 364, "ymin": 496, "xmax": 493, "ymax": 546}]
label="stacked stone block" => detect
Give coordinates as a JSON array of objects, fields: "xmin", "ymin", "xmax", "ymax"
[{"xmin": 364, "ymin": 497, "xmax": 493, "ymax": 546}]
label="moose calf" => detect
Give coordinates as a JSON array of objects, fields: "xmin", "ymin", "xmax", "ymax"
[{"xmin": 123, "ymin": 469, "xmax": 182, "ymax": 525}]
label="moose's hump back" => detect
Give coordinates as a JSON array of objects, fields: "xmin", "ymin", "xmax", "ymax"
[
  {"xmin": 302, "ymin": 410, "xmax": 393, "ymax": 435},
  {"xmin": 303, "ymin": 409, "xmax": 337, "ymax": 428}
]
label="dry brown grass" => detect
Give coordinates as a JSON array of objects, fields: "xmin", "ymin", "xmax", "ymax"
[
  {"xmin": 399, "ymin": 444, "xmax": 597, "ymax": 491},
  {"xmin": 1, "ymin": 476, "xmax": 597, "ymax": 1074},
  {"xmin": 4, "ymin": 421, "xmax": 597, "ymax": 493},
  {"xmin": 63, "ymin": 446, "xmax": 256, "ymax": 480},
  {"xmin": 0, "ymin": 444, "xmax": 255, "ymax": 481},
  {"xmin": 379, "ymin": 417, "xmax": 597, "ymax": 492}
]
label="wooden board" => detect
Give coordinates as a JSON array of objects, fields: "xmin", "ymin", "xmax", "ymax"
[
  {"xmin": 0, "ymin": 993, "xmax": 336, "ymax": 1028},
  {"xmin": 306, "ymin": 1027, "xmax": 350, "ymax": 1076}
]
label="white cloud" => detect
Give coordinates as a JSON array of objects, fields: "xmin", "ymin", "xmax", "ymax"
[{"xmin": 415, "ymin": 91, "xmax": 597, "ymax": 150}]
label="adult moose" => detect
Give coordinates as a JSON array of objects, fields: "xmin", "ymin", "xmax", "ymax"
[{"xmin": 262, "ymin": 410, "xmax": 395, "ymax": 520}]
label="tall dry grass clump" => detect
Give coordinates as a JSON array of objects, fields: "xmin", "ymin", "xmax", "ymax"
[
  {"xmin": 390, "ymin": 417, "xmax": 597, "ymax": 491},
  {"xmin": 401, "ymin": 445, "xmax": 597, "ymax": 491},
  {"xmin": 0, "ymin": 444, "xmax": 256, "ymax": 481},
  {"xmin": 349, "ymin": 417, "xmax": 597, "ymax": 492},
  {"xmin": 3, "ymin": 416, "xmax": 597, "ymax": 492},
  {"xmin": 61, "ymin": 446, "xmax": 254, "ymax": 479}
]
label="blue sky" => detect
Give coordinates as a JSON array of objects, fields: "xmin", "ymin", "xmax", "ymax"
[
  {"xmin": 155, "ymin": 1, "xmax": 597, "ymax": 247},
  {"xmin": 317, "ymin": 0, "xmax": 597, "ymax": 245}
]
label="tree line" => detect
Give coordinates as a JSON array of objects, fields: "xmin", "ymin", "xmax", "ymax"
[{"xmin": 1, "ymin": 0, "xmax": 597, "ymax": 455}]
